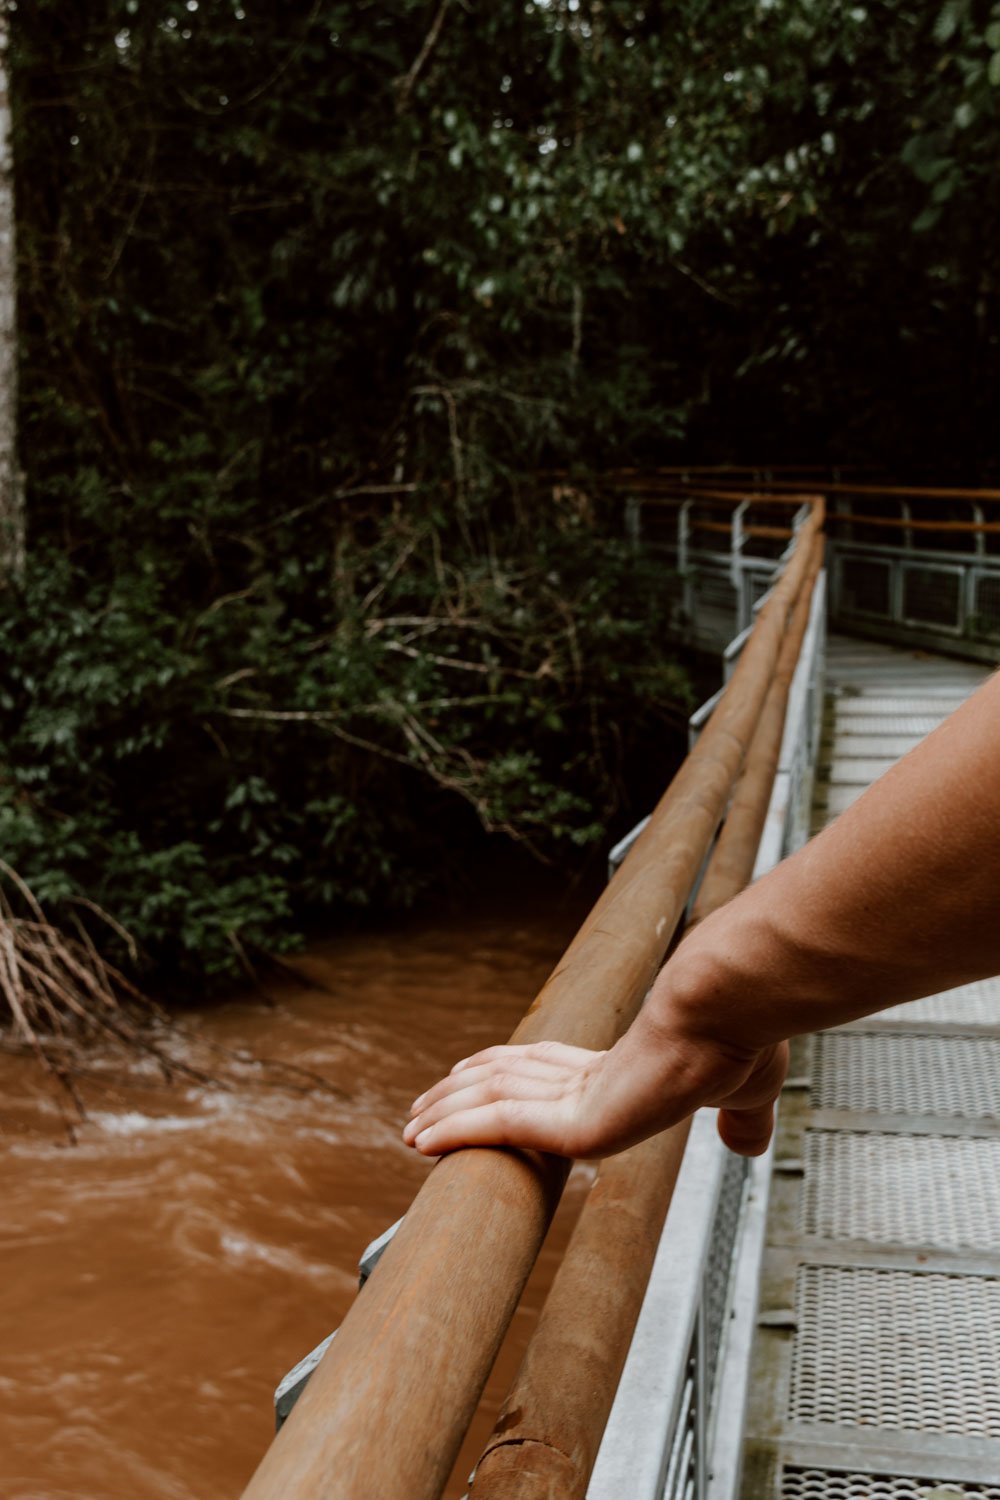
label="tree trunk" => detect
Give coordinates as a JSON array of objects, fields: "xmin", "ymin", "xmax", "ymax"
[{"xmin": 0, "ymin": 3, "xmax": 22, "ymax": 583}]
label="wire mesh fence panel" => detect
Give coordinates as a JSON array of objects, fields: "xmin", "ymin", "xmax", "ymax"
[
  {"xmin": 704, "ymin": 1155, "xmax": 749, "ymax": 1397},
  {"xmin": 901, "ymin": 565, "xmax": 962, "ymax": 630},
  {"xmin": 972, "ymin": 573, "xmax": 1000, "ymax": 638},
  {"xmin": 829, "ymin": 541, "xmax": 1000, "ymax": 653},
  {"xmin": 837, "ymin": 556, "xmax": 892, "ymax": 618}
]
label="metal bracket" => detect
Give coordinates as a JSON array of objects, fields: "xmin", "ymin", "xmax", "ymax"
[
  {"xmin": 756, "ymin": 1309, "xmax": 798, "ymax": 1331},
  {"xmin": 273, "ymin": 1219, "xmax": 403, "ymax": 1430}
]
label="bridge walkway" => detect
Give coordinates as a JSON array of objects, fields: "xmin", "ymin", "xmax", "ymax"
[{"xmin": 741, "ymin": 634, "xmax": 1000, "ymax": 1500}]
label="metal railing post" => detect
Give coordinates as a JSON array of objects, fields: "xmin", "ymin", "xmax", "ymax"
[
  {"xmin": 731, "ymin": 499, "xmax": 750, "ymax": 629},
  {"xmin": 679, "ymin": 499, "xmax": 695, "ymax": 623},
  {"xmin": 973, "ymin": 503, "xmax": 986, "ymax": 558},
  {"xmin": 963, "ymin": 563, "xmax": 979, "ymax": 637},
  {"xmin": 625, "ymin": 493, "xmax": 642, "ymax": 553},
  {"xmin": 889, "ymin": 553, "xmax": 905, "ymax": 625},
  {"xmin": 695, "ymin": 1304, "xmax": 709, "ymax": 1500}
]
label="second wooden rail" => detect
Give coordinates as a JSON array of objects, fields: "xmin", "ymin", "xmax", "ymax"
[{"xmin": 466, "ymin": 533, "xmax": 825, "ymax": 1497}]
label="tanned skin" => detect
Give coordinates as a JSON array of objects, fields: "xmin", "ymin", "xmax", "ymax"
[{"xmin": 404, "ymin": 670, "xmax": 1000, "ymax": 1161}]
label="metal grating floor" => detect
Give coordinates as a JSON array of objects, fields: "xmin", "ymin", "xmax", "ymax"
[
  {"xmin": 811, "ymin": 1033, "xmax": 1000, "ymax": 1117},
  {"xmin": 875, "ymin": 978, "xmax": 1000, "ymax": 1027},
  {"xmin": 742, "ymin": 634, "xmax": 1000, "ymax": 1500},
  {"xmin": 829, "ymin": 696, "xmax": 970, "ymax": 715},
  {"xmin": 800, "ymin": 1131, "xmax": 1000, "ymax": 1252},
  {"xmin": 790, "ymin": 1264, "xmax": 1000, "ymax": 1436},
  {"xmin": 828, "ymin": 714, "xmax": 954, "ymax": 735},
  {"xmin": 829, "ymin": 734, "xmax": 925, "ymax": 757},
  {"xmin": 822, "ymin": 756, "xmax": 904, "ymax": 784},
  {"xmin": 781, "ymin": 1470, "xmax": 1000, "ymax": 1499}
]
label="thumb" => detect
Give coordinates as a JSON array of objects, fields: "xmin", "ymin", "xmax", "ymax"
[
  {"xmin": 717, "ymin": 1099, "xmax": 777, "ymax": 1157},
  {"xmin": 714, "ymin": 1040, "xmax": 789, "ymax": 1158}
]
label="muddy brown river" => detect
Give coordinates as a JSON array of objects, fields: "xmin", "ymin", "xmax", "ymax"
[{"xmin": 0, "ymin": 892, "xmax": 596, "ymax": 1500}]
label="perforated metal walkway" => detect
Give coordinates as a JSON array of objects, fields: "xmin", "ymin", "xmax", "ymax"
[{"xmin": 741, "ymin": 635, "xmax": 1000, "ymax": 1500}]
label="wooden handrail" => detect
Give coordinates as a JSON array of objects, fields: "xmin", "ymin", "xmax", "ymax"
[
  {"xmin": 623, "ymin": 488, "xmax": 807, "ymax": 507},
  {"xmin": 469, "ymin": 1121, "xmax": 694, "ymax": 1499},
  {"xmin": 665, "ymin": 477, "xmax": 1000, "ymax": 502},
  {"xmin": 599, "ymin": 468, "xmax": 875, "ymax": 487},
  {"xmin": 239, "ymin": 501, "xmax": 825, "ymax": 1500},
  {"xmin": 691, "ymin": 518, "xmax": 793, "ymax": 539},
  {"xmin": 690, "ymin": 536, "xmax": 823, "ymax": 920},
  {"xmin": 467, "ymin": 535, "xmax": 825, "ymax": 1499},
  {"xmin": 745, "ymin": 523, "xmax": 794, "ymax": 540},
  {"xmin": 604, "ymin": 465, "xmax": 864, "ymax": 476},
  {"xmin": 829, "ymin": 512, "xmax": 1000, "ymax": 534}
]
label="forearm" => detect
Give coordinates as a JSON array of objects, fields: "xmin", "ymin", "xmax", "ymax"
[{"xmin": 652, "ymin": 666, "xmax": 1000, "ymax": 1050}]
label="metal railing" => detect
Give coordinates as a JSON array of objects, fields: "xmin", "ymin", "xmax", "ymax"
[
  {"xmin": 612, "ymin": 474, "xmax": 1000, "ymax": 662},
  {"xmin": 590, "ymin": 551, "xmax": 827, "ymax": 1500},
  {"xmin": 620, "ymin": 487, "xmax": 815, "ymax": 652},
  {"xmin": 827, "ymin": 534, "xmax": 1000, "ymax": 661},
  {"xmin": 239, "ymin": 504, "xmax": 826, "ymax": 1500}
]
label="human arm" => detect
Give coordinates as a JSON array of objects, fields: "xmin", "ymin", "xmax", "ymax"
[{"xmin": 404, "ymin": 668, "xmax": 1000, "ymax": 1160}]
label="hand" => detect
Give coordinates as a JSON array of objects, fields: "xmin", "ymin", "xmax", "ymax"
[
  {"xmin": 403, "ymin": 1041, "xmax": 613, "ymax": 1159},
  {"xmin": 402, "ymin": 1018, "xmax": 789, "ymax": 1161}
]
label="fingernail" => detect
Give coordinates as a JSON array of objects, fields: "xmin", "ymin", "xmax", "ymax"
[
  {"xmin": 415, "ymin": 1128, "xmax": 435, "ymax": 1151},
  {"xmin": 402, "ymin": 1120, "xmax": 417, "ymax": 1143},
  {"xmin": 450, "ymin": 1058, "xmax": 469, "ymax": 1074},
  {"xmin": 411, "ymin": 1093, "xmax": 426, "ymax": 1111}
]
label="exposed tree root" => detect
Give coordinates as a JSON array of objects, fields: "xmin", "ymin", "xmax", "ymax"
[{"xmin": 0, "ymin": 861, "xmax": 339, "ymax": 1139}]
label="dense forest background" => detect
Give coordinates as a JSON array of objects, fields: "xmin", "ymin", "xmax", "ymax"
[{"xmin": 4, "ymin": 0, "xmax": 1000, "ymax": 988}]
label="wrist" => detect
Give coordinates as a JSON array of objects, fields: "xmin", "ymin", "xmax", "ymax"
[{"xmin": 649, "ymin": 899, "xmax": 793, "ymax": 1053}]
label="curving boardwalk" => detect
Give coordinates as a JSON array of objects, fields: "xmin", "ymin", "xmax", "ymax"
[{"xmin": 742, "ymin": 635, "xmax": 1000, "ymax": 1498}]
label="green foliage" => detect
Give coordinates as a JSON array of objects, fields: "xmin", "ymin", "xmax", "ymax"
[
  {"xmin": 5, "ymin": 0, "xmax": 999, "ymax": 982},
  {"xmin": 901, "ymin": 0, "xmax": 1000, "ymax": 233},
  {"xmin": 0, "ymin": 513, "xmax": 688, "ymax": 981}
]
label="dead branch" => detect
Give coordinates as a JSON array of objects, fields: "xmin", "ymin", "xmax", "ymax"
[
  {"xmin": 0, "ymin": 866, "xmax": 338, "ymax": 1132},
  {"xmin": 394, "ymin": 0, "xmax": 453, "ymax": 115},
  {"xmin": 262, "ymin": 481, "xmax": 420, "ymax": 534}
]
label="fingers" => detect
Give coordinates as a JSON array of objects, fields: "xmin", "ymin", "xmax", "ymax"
[
  {"xmin": 404, "ymin": 1042, "xmax": 607, "ymax": 1159},
  {"xmin": 403, "ymin": 1096, "xmax": 587, "ymax": 1158},
  {"xmin": 447, "ymin": 1040, "xmax": 601, "ymax": 1077},
  {"xmin": 403, "ymin": 1067, "xmax": 568, "ymax": 1146},
  {"xmin": 410, "ymin": 1052, "xmax": 578, "ymax": 1118}
]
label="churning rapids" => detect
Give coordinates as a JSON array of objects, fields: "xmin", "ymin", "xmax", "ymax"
[{"xmin": 0, "ymin": 893, "xmax": 597, "ymax": 1500}]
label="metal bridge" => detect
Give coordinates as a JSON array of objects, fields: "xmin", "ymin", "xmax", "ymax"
[
  {"xmin": 741, "ymin": 634, "xmax": 998, "ymax": 1500},
  {"xmin": 240, "ymin": 477, "xmax": 1000, "ymax": 1500}
]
